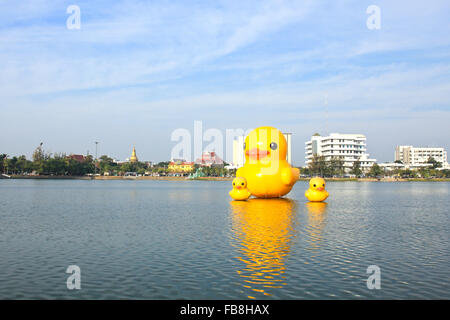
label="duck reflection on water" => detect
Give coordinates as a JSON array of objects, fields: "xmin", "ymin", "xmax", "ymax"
[
  {"xmin": 305, "ymin": 202, "xmax": 328, "ymax": 251},
  {"xmin": 230, "ymin": 198, "xmax": 298, "ymax": 298}
]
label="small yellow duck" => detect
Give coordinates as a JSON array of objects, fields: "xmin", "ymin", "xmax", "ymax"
[
  {"xmin": 305, "ymin": 177, "xmax": 329, "ymax": 202},
  {"xmin": 229, "ymin": 177, "xmax": 251, "ymax": 201}
]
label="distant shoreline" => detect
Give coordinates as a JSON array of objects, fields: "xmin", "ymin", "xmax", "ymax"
[
  {"xmin": 4, "ymin": 175, "xmax": 233, "ymax": 181},
  {"xmin": 3, "ymin": 175, "xmax": 450, "ymax": 182}
]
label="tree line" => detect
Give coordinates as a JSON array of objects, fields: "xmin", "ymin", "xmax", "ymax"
[
  {"xmin": 301, "ymin": 155, "xmax": 375, "ymax": 177},
  {"xmin": 1, "ymin": 144, "xmax": 96, "ymax": 176},
  {"xmin": 1, "ymin": 145, "xmax": 233, "ymax": 177},
  {"xmin": 300, "ymin": 154, "xmax": 450, "ymax": 178},
  {"xmin": 2, "ymin": 147, "xmax": 449, "ymax": 178}
]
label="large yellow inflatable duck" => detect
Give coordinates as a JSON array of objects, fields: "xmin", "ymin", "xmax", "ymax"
[
  {"xmin": 305, "ymin": 177, "xmax": 329, "ymax": 202},
  {"xmin": 229, "ymin": 177, "xmax": 251, "ymax": 201},
  {"xmin": 233, "ymin": 126, "xmax": 299, "ymax": 198}
]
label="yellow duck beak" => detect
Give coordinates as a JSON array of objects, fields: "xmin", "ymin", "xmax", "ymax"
[{"xmin": 246, "ymin": 148, "xmax": 270, "ymax": 160}]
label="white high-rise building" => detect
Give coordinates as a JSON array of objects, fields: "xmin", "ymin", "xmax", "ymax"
[
  {"xmin": 232, "ymin": 136, "xmax": 245, "ymax": 168},
  {"xmin": 395, "ymin": 146, "xmax": 448, "ymax": 166},
  {"xmin": 305, "ymin": 133, "xmax": 376, "ymax": 172},
  {"xmin": 232, "ymin": 133, "xmax": 293, "ymax": 168}
]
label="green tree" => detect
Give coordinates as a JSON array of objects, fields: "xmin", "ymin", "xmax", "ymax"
[
  {"xmin": 8, "ymin": 156, "xmax": 18, "ymax": 174},
  {"xmin": 227, "ymin": 168, "xmax": 236, "ymax": 177},
  {"xmin": 418, "ymin": 167, "xmax": 431, "ymax": 178},
  {"xmin": 157, "ymin": 161, "xmax": 170, "ymax": 167},
  {"xmin": 351, "ymin": 160, "xmax": 362, "ymax": 177},
  {"xmin": 300, "ymin": 166, "xmax": 310, "ymax": 176},
  {"xmin": 0, "ymin": 154, "xmax": 7, "ymax": 173},
  {"xmin": 15, "ymin": 155, "xmax": 30, "ymax": 174},
  {"xmin": 32, "ymin": 143, "xmax": 45, "ymax": 162},
  {"xmin": 328, "ymin": 156, "xmax": 345, "ymax": 177},
  {"xmin": 45, "ymin": 158, "xmax": 66, "ymax": 175},
  {"xmin": 32, "ymin": 143, "xmax": 52, "ymax": 174},
  {"xmin": 399, "ymin": 169, "xmax": 417, "ymax": 178},
  {"xmin": 441, "ymin": 169, "xmax": 450, "ymax": 178},
  {"xmin": 308, "ymin": 154, "xmax": 327, "ymax": 176},
  {"xmin": 126, "ymin": 161, "xmax": 148, "ymax": 175},
  {"xmin": 98, "ymin": 155, "xmax": 117, "ymax": 175},
  {"xmin": 427, "ymin": 156, "xmax": 442, "ymax": 169},
  {"xmin": 368, "ymin": 163, "xmax": 383, "ymax": 178}
]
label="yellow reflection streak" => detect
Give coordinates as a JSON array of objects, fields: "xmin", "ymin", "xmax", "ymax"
[
  {"xmin": 305, "ymin": 202, "xmax": 327, "ymax": 251},
  {"xmin": 230, "ymin": 198, "xmax": 297, "ymax": 298}
]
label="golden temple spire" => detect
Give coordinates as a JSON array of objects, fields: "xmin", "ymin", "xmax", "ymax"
[{"xmin": 130, "ymin": 145, "xmax": 138, "ymax": 163}]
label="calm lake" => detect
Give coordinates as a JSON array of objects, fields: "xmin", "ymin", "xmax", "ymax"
[{"xmin": 0, "ymin": 179, "xmax": 449, "ymax": 299}]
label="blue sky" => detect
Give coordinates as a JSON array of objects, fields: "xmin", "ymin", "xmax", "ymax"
[{"xmin": 1, "ymin": 0, "xmax": 449, "ymax": 165}]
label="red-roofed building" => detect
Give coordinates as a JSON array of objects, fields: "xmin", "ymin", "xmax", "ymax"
[
  {"xmin": 67, "ymin": 154, "xmax": 86, "ymax": 162},
  {"xmin": 195, "ymin": 151, "xmax": 224, "ymax": 167}
]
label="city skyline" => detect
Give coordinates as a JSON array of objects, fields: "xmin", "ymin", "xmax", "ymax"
[
  {"xmin": 2, "ymin": 131, "xmax": 449, "ymax": 168},
  {"xmin": 1, "ymin": 0, "xmax": 449, "ymax": 165}
]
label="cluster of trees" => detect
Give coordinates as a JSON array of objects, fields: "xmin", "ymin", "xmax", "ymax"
[
  {"xmin": 387, "ymin": 156, "xmax": 448, "ymax": 178},
  {"xmin": 1, "ymin": 145, "xmax": 233, "ymax": 177},
  {"xmin": 0, "ymin": 143, "xmax": 179, "ymax": 176},
  {"xmin": 425, "ymin": 156, "xmax": 442, "ymax": 169},
  {"xmin": 1, "ymin": 153, "xmax": 95, "ymax": 176},
  {"xmin": 1, "ymin": 144, "xmax": 96, "ymax": 176},
  {"xmin": 97, "ymin": 158, "xmax": 233, "ymax": 177},
  {"xmin": 191, "ymin": 165, "xmax": 233, "ymax": 177},
  {"xmin": 301, "ymin": 155, "xmax": 448, "ymax": 179},
  {"xmin": 387, "ymin": 168, "xmax": 450, "ymax": 178},
  {"xmin": 1, "ymin": 154, "xmax": 33, "ymax": 174},
  {"xmin": 302, "ymin": 155, "xmax": 382, "ymax": 177},
  {"xmin": 302, "ymin": 155, "xmax": 346, "ymax": 177},
  {"xmin": 96, "ymin": 155, "xmax": 151, "ymax": 175},
  {"xmin": 0, "ymin": 152, "xmax": 157, "ymax": 177}
]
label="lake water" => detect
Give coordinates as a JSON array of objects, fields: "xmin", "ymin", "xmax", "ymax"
[{"xmin": 0, "ymin": 179, "xmax": 449, "ymax": 299}]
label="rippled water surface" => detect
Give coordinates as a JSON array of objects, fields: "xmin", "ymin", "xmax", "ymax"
[{"xmin": 0, "ymin": 180, "xmax": 449, "ymax": 299}]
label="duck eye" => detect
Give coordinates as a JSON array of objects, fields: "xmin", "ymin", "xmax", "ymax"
[
  {"xmin": 270, "ymin": 142, "xmax": 277, "ymax": 150},
  {"xmin": 241, "ymin": 182, "xmax": 244, "ymax": 186},
  {"xmin": 313, "ymin": 184, "xmax": 316, "ymax": 187},
  {"xmin": 233, "ymin": 183, "xmax": 235, "ymax": 186},
  {"xmin": 322, "ymin": 184, "xmax": 325, "ymax": 187}
]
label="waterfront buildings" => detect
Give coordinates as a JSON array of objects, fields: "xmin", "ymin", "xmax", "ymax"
[
  {"xmin": 395, "ymin": 146, "xmax": 448, "ymax": 167},
  {"xmin": 67, "ymin": 154, "xmax": 86, "ymax": 162},
  {"xmin": 195, "ymin": 151, "xmax": 224, "ymax": 167},
  {"xmin": 305, "ymin": 133, "xmax": 376, "ymax": 172},
  {"xmin": 232, "ymin": 132, "xmax": 292, "ymax": 168},
  {"xmin": 378, "ymin": 162, "xmax": 413, "ymax": 171},
  {"xmin": 168, "ymin": 159, "xmax": 194, "ymax": 173}
]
